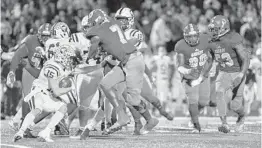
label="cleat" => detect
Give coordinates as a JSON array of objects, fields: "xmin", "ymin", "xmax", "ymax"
[
  {"xmin": 70, "ymin": 129, "xmax": 83, "ymax": 139},
  {"xmin": 218, "ymin": 124, "xmax": 230, "ymax": 133},
  {"xmin": 235, "ymin": 115, "xmax": 245, "ymax": 133},
  {"xmin": 159, "ymin": 108, "xmax": 174, "ymax": 121},
  {"xmin": 54, "ymin": 119, "xmax": 69, "ymax": 135},
  {"xmin": 38, "ymin": 130, "xmax": 54, "ymax": 142},
  {"xmin": 188, "ymin": 120, "xmax": 194, "ymax": 128},
  {"xmin": 80, "ymin": 128, "xmax": 90, "ymax": 140},
  {"xmin": 9, "ymin": 120, "xmax": 19, "ymax": 131},
  {"xmin": 193, "ymin": 122, "xmax": 201, "ymax": 133},
  {"xmin": 24, "ymin": 128, "xmax": 37, "ymax": 138},
  {"xmin": 103, "ymin": 121, "xmax": 129, "ymax": 135},
  {"xmin": 13, "ymin": 132, "xmax": 23, "ymax": 142},
  {"xmin": 209, "ymin": 101, "xmax": 217, "ymax": 107},
  {"xmin": 101, "ymin": 122, "xmax": 112, "ymax": 131},
  {"xmin": 133, "ymin": 120, "xmax": 143, "ymax": 135},
  {"xmin": 141, "ymin": 118, "xmax": 159, "ymax": 135}
]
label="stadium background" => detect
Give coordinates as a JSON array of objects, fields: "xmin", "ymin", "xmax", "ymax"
[{"xmin": 1, "ymin": 0, "xmax": 261, "ymax": 119}]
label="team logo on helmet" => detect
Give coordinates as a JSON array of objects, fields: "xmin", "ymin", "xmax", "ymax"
[{"xmin": 51, "ymin": 22, "xmax": 71, "ymax": 39}]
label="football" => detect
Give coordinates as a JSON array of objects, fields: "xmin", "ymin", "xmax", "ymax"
[{"xmin": 58, "ymin": 77, "xmax": 72, "ymax": 88}]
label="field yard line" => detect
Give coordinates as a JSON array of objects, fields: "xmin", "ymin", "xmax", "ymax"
[
  {"xmin": 0, "ymin": 144, "xmax": 31, "ymax": 148},
  {"xmin": 156, "ymin": 126, "xmax": 262, "ymax": 135}
]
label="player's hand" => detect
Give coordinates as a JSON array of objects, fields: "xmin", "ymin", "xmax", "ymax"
[
  {"xmin": 6, "ymin": 71, "xmax": 16, "ymax": 88},
  {"xmin": 190, "ymin": 75, "xmax": 204, "ymax": 87},
  {"xmin": 232, "ymin": 72, "xmax": 244, "ymax": 88}
]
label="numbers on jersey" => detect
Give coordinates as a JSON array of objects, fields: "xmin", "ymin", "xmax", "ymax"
[
  {"xmin": 188, "ymin": 54, "xmax": 208, "ymax": 68},
  {"xmin": 160, "ymin": 64, "xmax": 168, "ymax": 75},
  {"xmin": 109, "ymin": 25, "xmax": 127, "ymax": 44},
  {"xmin": 44, "ymin": 66, "xmax": 59, "ymax": 78},
  {"xmin": 215, "ymin": 53, "xmax": 234, "ymax": 67},
  {"xmin": 48, "ymin": 42, "xmax": 60, "ymax": 59}
]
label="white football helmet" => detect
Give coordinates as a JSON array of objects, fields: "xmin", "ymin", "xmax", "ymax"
[
  {"xmin": 54, "ymin": 44, "xmax": 77, "ymax": 70},
  {"xmin": 115, "ymin": 7, "xmax": 134, "ymax": 30},
  {"xmin": 51, "ymin": 22, "xmax": 71, "ymax": 39}
]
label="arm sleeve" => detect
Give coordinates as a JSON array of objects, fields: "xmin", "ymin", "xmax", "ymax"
[{"xmin": 10, "ymin": 43, "xmax": 28, "ymax": 72}]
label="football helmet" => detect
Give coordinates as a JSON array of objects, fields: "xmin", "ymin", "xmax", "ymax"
[
  {"xmin": 37, "ymin": 23, "xmax": 51, "ymax": 44},
  {"xmin": 51, "ymin": 22, "xmax": 71, "ymax": 39},
  {"xmin": 54, "ymin": 44, "xmax": 79, "ymax": 70},
  {"xmin": 183, "ymin": 24, "xmax": 200, "ymax": 46},
  {"xmin": 115, "ymin": 7, "xmax": 134, "ymax": 30},
  {"xmin": 88, "ymin": 9, "xmax": 108, "ymax": 27},
  {"xmin": 81, "ymin": 15, "xmax": 92, "ymax": 32},
  {"xmin": 208, "ymin": 15, "xmax": 230, "ymax": 40}
]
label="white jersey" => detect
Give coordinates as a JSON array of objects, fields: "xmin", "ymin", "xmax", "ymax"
[
  {"xmin": 153, "ymin": 55, "xmax": 172, "ymax": 80},
  {"xmin": 124, "ymin": 28, "xmax": 147, "ymax": 51},
  {"xmin": 33, "ymin": 59, "xmax": 71, "ymax": 90},
  {"xmin": 44, "ymin": 32, "xmax": 90, "ymax": 61}
]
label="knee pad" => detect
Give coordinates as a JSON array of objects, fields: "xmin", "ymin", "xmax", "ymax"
[
  {"xmin": 230, "ymin": 96, "xmax": 243, "ymax": 111},
  {"xmin": 58, "ymin": 104, "xmax": 67, "ymax": 114}
]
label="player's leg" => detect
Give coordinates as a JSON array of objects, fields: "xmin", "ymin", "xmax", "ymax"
[
  {"xmin": 141, "ymin": 76, "xmax": 173, "ymax": 120},
  {"xmin": 13, "ymin": 93, "xmax": 43, "ymax": 142},
  {"xmin": 198, "ymin": 77, "xmax": 211, "ymax": 110},
  {"xmin": 184, "ymin": 81, "xmax": 201, "ymax": 132},
  {"xmin": 216, "ymin": 71, "xmax": 233, "ymax": 133},
  {"xmin": 230, "ymin": 73, "xmax": 246, "ymax": 132},
  {"xmin": 38, "ymin": 101, "xmax": 67, "ymax": 142},
  {"xmin": 121, "ymin": 53, "xmax": 158, "ymax": 134}
]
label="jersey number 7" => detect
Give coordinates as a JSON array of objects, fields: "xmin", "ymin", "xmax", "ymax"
[{"xmin": 109, "ymin": 25, "xmax": 127, "ymax": 44}]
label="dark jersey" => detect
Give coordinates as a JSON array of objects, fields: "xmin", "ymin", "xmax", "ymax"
[
  {"xmin": 210, "ymin": 31, "xmax": 243, "ymax": 73},
  {"xmin": 10, "ymin": 35, "xmax": 43, "ymax": 78},
  {"xmin": 175, "ymin": 34, "xmax": 215, "ymax": 72},
  {"xmin": 85, "ymin": 18, "xmax": 136, "ymax": 63}
]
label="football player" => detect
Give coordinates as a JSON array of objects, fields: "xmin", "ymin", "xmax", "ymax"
[
  {"xmin": 115, "ymin": 7, "xmax": 173, "ymax": 135},
  {"xmin": 7, "ymin": 23, "xmax": 52, "ymax": 137},
  {"xmin": 79, "ymin": 9, "xmax": 157, "ymax": 139},
  {"xmin": 206, "ymin": 15, "xmax": 250, "ymax": 133},
  {"xmin": 175, "ymin": 24, "xmax": 216, "ymax": 132},
  {"xmin": 13, "ymin": 44, "xmax": 80, "ymax": 142}
]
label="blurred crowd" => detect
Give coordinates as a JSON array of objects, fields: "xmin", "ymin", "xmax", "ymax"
[{"xmin": 1, "ymin": 0, "xmax": 261, "ymax": 119}]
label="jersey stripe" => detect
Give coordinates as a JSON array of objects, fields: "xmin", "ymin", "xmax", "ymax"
[
  {"xmin": 67, "ymin": 93, "xmax": 74, "ymax": 104},
  {"xmin": 45, "ymin": 64, "xmax": 60, "ymax": 77},
  {"xmin": 129, "ymin": 29, "xmax": 136, "ymax": 37},
  {"xmin": 69, "ymin": 91, "xmax": 77, "ymax": 104},
  {"xmin": 131, "ymin": 30, "xmax": 138, "ymax": 37}
]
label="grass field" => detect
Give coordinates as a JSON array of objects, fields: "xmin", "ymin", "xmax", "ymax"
[{"xmin": 1, "ymin": 117, "xmax": 261, "ymax": 148}]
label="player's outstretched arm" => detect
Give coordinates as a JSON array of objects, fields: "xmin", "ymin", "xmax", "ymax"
[
  {"xmin": 73, "ymin": 64, "xmax": 102, "ymax": 75},
  {"xmin": 86, "ymin": 36, "xmax": 101, "ymax": 61},
  {"xmin": 10, "ymin": 43, "xmax": 29, "ymax": 73}
]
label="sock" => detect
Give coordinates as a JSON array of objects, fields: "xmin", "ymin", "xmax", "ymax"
[
  {"xmin": 13, "ymin": 108, "xmax": 22, "ymax": 123},
  {"xmin": 141, "ymin": 110, "xmax": 152, "ymax": 122},
  {"xmin": 19, "ymin": 113, "xmax": 36, "ymax": 134},
  {"xmin": 104, "ymin": 98, "xmax": 112, "ymax": 123},
  {"xmin": 188, "ymin": 104, "xmax": 199, "ymax": 124},
  {"xmin": 28, "ymin": 122, "xmax": 35, "ymax": 130},
  {"xmin": 45, "ymin": 111, "xmax": 64, "ymax": 132},
  {"xmin": 128, "ymin": 105, "xmax": 141, "ymax": 123},
  {"xmin": 220, "ymin": 116, "xmax": 227, "ymax": 124}
]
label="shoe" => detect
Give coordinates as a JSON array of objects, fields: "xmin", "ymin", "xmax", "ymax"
[
  {"xmin": 80, "ymin": 128, "xmax": 90, "ymax": 140},
  {"xmin": 209, "ymin": 101, "xmax": 217, "ymax": 107},
  {"xmin": 38, "ymin": 130, "xmax": 54, "ymax": 142},
  {"xmin": 9, "ymin": 120, "xmax": 19, "ymax": 131},
  {"xmin": 70, "ymin": 129, "xmax": 83, "ymax": 139},
  {"xmin": 103, "ymin": 120, "xmax": 130, "ymax": 135},
  {"xmin": 235, "ymin": 115, "xmax": 245, "ymax": 133},
  {"xmin": 101, "ymin": 122, "xmax": 112, "ymax": 131},
  {"xmin": 24, "ymin": 128, "xmax": 37, "ymax": 138},
  {"xmin": 218, "ymin": 124, "xmax": 230, "ymax": 133},
  {"xmin": 54, "ymin": 119, "xmax": 69, "ymax": 136},
  {"xmin": 141, "ymin": 118, "xmax": 159, "ymax": 135},
  {"xmin": 13, "ymin": 131, "xmax": 23, "ymax": 142},
  {"xmin": 193, "ymin": 122, "xmax": 201, "ymax": 133},
  {"xmin": 159, "ymin": 109, "xmax": 174, "ymax": 121},
  {"xmin": 133, "ymin": 120, "xmax": 143, "ymax": 135},
  {"xmin": 188, "ymin": 120, "xmax": 194, "ymax": 128}
]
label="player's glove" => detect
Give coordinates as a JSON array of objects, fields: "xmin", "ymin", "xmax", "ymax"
[
  {"xmin": 59, "ymin": 77, "xmax": 72, "ymax": 88},
  {"xmin": 232, "ymin": 72, "xmax": 244, "ymax": 88},
  {"xmin": 189, "ymin": 75, "xmax": 205, "ymax": 87},
  {"xmin": 6, "ymin": 71, "xmax": 16, "ymax": 88}
]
